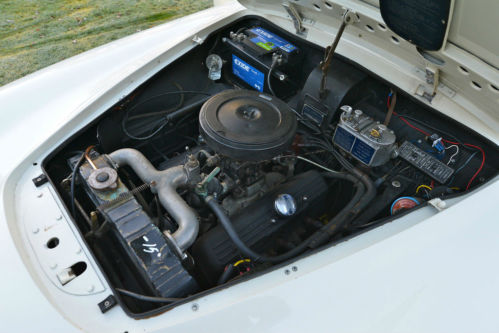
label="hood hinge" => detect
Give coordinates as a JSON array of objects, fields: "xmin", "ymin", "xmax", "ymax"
[
  {"xmin": 283, "ymin": 2, "xmax": 307, "ymax": 36},
  {"xmin": 415, "ymin": 65, "xmax": 440, "ymax": 102}
]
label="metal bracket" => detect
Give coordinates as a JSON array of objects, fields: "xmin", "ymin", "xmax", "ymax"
[
  {"xmin": 343, "ymin": 9, "xmax": 360, "ymax": 24},
  {"xmin": 415, "ymin": 84, "xmax": 435, "ymax": 102},
  {"xmin": 428, "ymin": 198, "xmax": 447, "ymax": 212},
  {"xmin": 163, "ymin": 230, "xmax": 188, "ymax": 261},
  {"xmin": 425, "ymin": 66, "xmax": 440, "ymax": 96},
  {"xmin": 283, "ymin": 2, "xmax": 306, "ymax": 36},
  {"xmin": 32, "ymin": 174, "xmax": 48, "ymax": 187},
  {"xmin": 192, "ymin": 35, "xmax": 205, "ymax": 45},
  {"xmin": 98, "ymin": 295, "xmax": 117, "ymax": 314},
  {"xmin": 415, "ymin": 65, "xmax": 440, "ymax": 102}
]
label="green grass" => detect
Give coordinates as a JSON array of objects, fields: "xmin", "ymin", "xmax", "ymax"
[{"xmin": 0, "ymin": 0, "xmax": 212, "ymax": 86}]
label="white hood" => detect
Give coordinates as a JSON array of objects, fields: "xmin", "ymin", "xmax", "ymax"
[
  {"xmin": 236, "ymin": 0, "xmax": 499, "ymax": 131},
  {"xmin": 238, "ymin": 0, "xmax": 498, "ymax": 67}
]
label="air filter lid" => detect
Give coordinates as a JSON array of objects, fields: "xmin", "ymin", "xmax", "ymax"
[{"xmin": 199, "ymin": 90, "xmax": 297, "ymax": 161}]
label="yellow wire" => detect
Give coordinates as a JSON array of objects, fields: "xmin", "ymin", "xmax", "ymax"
[
  {"xmin": 416, "ymin": 185, "xmax": 432, "ymax": 194},
  {"xmin": 450, "ymin": 187, "xmax": 461, "ymax": 191},
  {"xmin": 234, "ymin": 259, "xmax": 251, "ymax": 267}
]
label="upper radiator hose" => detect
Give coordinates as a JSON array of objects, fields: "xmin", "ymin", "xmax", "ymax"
[{"xmin": 108, "ymin": 148, "xmax": 198, "ymax": 251}]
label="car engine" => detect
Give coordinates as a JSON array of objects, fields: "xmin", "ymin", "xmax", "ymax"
[{"xmin": 44, "ymin": 17, "xmax": 498, "ymax": 316}]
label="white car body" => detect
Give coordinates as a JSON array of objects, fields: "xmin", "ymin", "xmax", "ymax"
[{"xmin": 0, "ymin": 1, "xmax": 497, "ymax": 332}]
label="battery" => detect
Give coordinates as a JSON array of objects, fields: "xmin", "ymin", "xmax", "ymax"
[{"xmin": 222, "ymin": 26, "xmax": 302, "ymax": 95}]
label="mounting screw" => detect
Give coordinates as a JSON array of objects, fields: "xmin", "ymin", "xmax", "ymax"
[
  {"xmin": 50, "ymin": 263, "xmax": 57, "ymax": 270},
  {"xmin": 270, "ymin": 218, "xmax": 277, "ymax": 223},
  {"xmin": 87, "ymin": 285, "xmax": 95, "ymax": 292},
  {"xmin": 391, "ymin": 180, "xmax": 401, "ymax": 188},
  {"xmin": 191, "ymin": 303, "xmax": 199, "ymax": 311},
  {"xmin": 292, "ymin": 266, "xmax": 298, "ymax": 272},
  {"xmin": 37, "ymin": 193, "xmax": 43, "ymax": 198},
  {"xmin": 56, "ymin": 215, "xmax": 62, "ymax": 221},
  {"xmin": 284, "ymin": 269, "xmax": 290, "ymax": 275},
  {"xmin": 76, "ymin": 248, "xmax": 82, "ymax": 254},
  {"xmin": 32, "ymin": 227, "xmax": 40, "ymax": 234},
  {"xmin": 302, "ymin": 196, "xmax": 308, "ymax": 201}
]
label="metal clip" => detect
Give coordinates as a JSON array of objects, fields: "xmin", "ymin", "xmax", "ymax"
[
  {"xmin": 428, "ymin": 198, "xmax": 447, "ymax": 211},
  {"xmin": 192, "ymin": 35, "xmax": 204, "ymax": 45}
]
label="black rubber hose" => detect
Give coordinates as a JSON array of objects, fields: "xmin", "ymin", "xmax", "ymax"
[
  {"xmin": 350, "ymin": 168, "xmax": 376, "ymax": 214},
  {"xmin": 205, "ymin": 196, "xmax": 310, "ymax": 263},
  {"xmin": 308, "ymin": 179, "xmax": 365, "ymax": 248},
  {"xmin": 115, "ymin": 288, "xmax": 181, "ymax": 303},
  {"xmin": 205, "ymin": 171, "xmax": 365, "ymax": 264},
  {"xmin": 70, "ymin": 153, "xmax": 86, "ymax": 217}
]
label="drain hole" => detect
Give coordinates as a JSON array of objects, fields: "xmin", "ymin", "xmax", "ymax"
[
  {"xmin": 391, "ymin": 36, "xmax": 400, "ymax": 44},
  {"xmin": 365, "ymin": 24, "xmax": 374, "ymax": 32},
  {"xmin": 47, "ymin": 237, "xmax": 59, "ymax": 249},
  {"xmin": 378, "ymin": 23, "xmax": 387, "ymax": 30},
  {"xmin": 313, "ymin": 4, "xmax": 321, "ymax": 11},
  {"xmin": 489, "ymin": 84, "xmax": 498, "ymax": 93}
]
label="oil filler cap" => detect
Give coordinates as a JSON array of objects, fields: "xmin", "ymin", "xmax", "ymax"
[
  {"xmin": 274, "ymin": 193, "xmax": 297, "ymax": 216},
  {"xmin": 199, "ymin": 90, "xmax": 297, "ymax": 161}
]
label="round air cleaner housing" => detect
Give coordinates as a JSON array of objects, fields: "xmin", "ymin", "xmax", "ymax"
[{"xmin": 199, "ymin": 90, "xmax": 297, "ymax": 161}]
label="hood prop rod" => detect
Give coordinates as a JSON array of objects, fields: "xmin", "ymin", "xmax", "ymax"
[{"xmin": 319, "ymin": 10, "xmax": 354, "ymax": 98}]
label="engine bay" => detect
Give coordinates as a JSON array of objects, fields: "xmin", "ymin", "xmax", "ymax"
[{"xmin": 43, "ymin": 17, "xmax": 498, "ymax": 316}]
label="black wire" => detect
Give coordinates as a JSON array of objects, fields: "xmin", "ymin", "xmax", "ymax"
[
  {"xmin": 122, "ymin": 91, "xmax": 211, "ymax": 141},
  {"xmin": 128, "ymin": 84, "xmax": 185, "ymax": 121},
  {"xmin": 267, "ymin": 63, "xmax": 277, "ymax": 96},
  {"xmin": 70, "ymin": 153, "xmax": 86, "ymax": 217},
  {"xmin": 115, "ymin": 288, "xmax": 181, "ymax": 303}
]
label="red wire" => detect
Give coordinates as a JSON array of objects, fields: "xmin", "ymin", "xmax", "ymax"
[{"xmin": 391, "ymin": 111, "xmax": 485, "ymax": 190}]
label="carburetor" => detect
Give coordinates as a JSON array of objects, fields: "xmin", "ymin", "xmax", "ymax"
[{"xmin": 333, "ymin": 105, "xmax": 396, "ymax": 166}]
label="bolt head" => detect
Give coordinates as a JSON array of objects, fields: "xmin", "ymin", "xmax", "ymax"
[
  {"xmin": 391, "ymin": 180, "xmax": 401, "ymax": 188},
  {"xmin": 191, "ymin": 303, "xmax": 199, "ymax": 311},
  {"xmin": 96, "ymin": 172, "xmax": 109, "ymax": 182}
]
